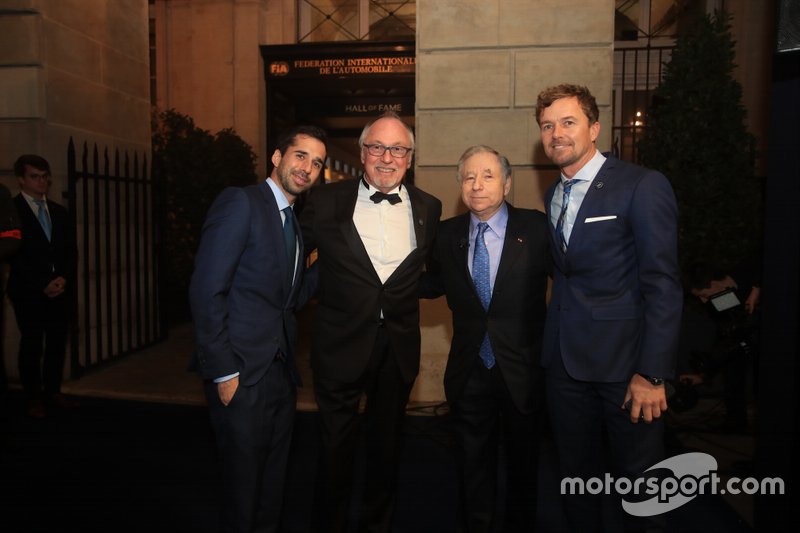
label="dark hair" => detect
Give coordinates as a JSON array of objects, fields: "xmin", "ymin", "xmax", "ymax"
[
  {"xmin": 13, "ymin": 154, "xmax": 51, "ymax": 177},
  {"xmin": 274, "ymin": 125, "xmax": 328, "ymax": 157},
  {"xmin": 535, "ymin": 84, "xmax": 599, "ymax": 125}
]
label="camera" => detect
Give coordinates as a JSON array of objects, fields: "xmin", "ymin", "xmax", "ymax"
[{"xmin": 686, "ymin": 288, "xmax": 757, "ymax": 382}]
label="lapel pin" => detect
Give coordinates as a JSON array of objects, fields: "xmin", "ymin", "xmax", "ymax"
[
  {"xmin": 595, "ymin": 181, "xmax": 604, "ymax": 189},
  {"xmin": 418, "ymin": 218, "xmax": 424, "ymax": 225},
  {"xmin": 517, "ymin": 237, "xmax": 523, "ymax": 243}
]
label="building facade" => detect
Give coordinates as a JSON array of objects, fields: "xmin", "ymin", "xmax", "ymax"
[{"xmin": 1, "ymin": 0, "xmax": 776, "ymax": 399}]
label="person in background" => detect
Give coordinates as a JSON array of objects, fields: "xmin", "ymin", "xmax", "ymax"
[
  {"xmin": 680, "ymin": 258, "xmax": 761, "ymax": 433},
  {"xmin": 1, "ymin": 181, "xmax": 22, "ymax": 443},
  {"xmin": 7, "ymin": 155, "xmax": 76, "ymax": 419}
]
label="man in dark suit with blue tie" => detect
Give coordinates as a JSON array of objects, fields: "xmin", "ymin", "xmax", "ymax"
[
  {"xmin": 7, "ymin": 155, "xmax": 76, "ymax": 419},
  {"xmin": 189, "ymin": 125, "xmax": 328, "ymax": 533},
  {"xmin": 536, "ymin": 85, "xmax": 682, "ymax": 532},
  {"xmin": 421, "ymin": 145, "xmax": 548, "ymax": 533}
]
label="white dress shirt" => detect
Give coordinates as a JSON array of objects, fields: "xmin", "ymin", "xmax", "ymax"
[{"xmin": 353, "ymin": 179, "xmax": 416, "ymax": 284}]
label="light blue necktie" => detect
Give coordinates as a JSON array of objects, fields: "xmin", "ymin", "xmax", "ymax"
[
  {"xmin": 33, "ymin": 199, "xmax": 52, "ymax": 241},
  {"xmin": 282, "ymin": 206, "xmax": 297, "ymax": 286},
  {"xmin": 472, "ymin": 222, "xmax": 495, "ymax": 369},
  {"xmin": 555, "ymin": 179, "xmax": 575, "ymax": 253}
]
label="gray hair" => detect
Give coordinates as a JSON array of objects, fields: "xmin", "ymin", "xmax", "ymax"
[
  {"xmin": 357, "ymin": 110, "xmax": 415, "ymax": 152},
  {"xmin": 456, "ymin": 145, "xmax": 511, "ymax": 183}
]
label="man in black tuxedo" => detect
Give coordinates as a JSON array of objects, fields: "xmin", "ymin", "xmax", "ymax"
[
  {"xmin": 421, "ymin": 145, "xmax": 549, "ymax": 533},
  {"xmin": 189, "ymin": 125, "xmax": 327, "ymax": 533},
  {"xmin": 300, "ymin": 111, "xmax": 441, "ymax": 533},
  {"xmin": 7, "ymin": 154, "xmax": 76, "ymax": 418}
]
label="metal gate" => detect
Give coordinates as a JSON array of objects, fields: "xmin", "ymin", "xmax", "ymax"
[
  {"xmin": 612, "ymin": 44, "xmax": 675, "ymax": 163},
  {"xmin": 66, "ymin": 139, "xmax": 165, "ymax": 376}
]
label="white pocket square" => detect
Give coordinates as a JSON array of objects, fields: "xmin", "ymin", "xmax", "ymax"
[{"xmin": 584, "ymin": 215, "xmax": 617, "ymax": 223}]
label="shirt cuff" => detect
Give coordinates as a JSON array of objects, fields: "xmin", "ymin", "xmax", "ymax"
[{"xmin": 213, "ymin": 372, "xmax": 240, "ymax": 383}]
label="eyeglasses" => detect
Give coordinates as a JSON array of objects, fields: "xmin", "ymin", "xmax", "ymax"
[{"xmin": 363, "ymin": 143, "xmax": 412, "ymax": 158}]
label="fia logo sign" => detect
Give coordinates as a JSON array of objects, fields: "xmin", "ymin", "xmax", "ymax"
[{"xmin": 269, "ymin": 62, "xmax": 289, "ymax": 76}]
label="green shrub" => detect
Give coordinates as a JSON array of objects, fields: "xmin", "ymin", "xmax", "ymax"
[
  {"xmin": 152, "ymin": 109, "xmax": 258, "ymax": 322},
  {"xmin": 638, "ymin": 11, "xmax": 761, "ymax": 274}
]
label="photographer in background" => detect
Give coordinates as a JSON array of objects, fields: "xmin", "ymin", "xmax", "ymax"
[
  {"xmin": 679, "ymin": 256, "xmax": 761, "ymax": 433},
  {"xmin": 1, "ymin": 182, "xmax": 22, "ymax": 449}
]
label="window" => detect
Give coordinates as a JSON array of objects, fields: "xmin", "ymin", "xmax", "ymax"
[{"xmin": 298, "ymin": 0, "xmax": 415, "ymax": 42}]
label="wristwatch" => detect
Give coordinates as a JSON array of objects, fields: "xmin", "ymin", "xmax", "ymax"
[{"xmin": 638, "ymin": 373, "xmax": 665, "ymax": 386}]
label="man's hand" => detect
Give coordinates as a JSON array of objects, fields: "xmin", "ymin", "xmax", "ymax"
[
  {"xmin": 43, "ymin": 276, "xmax": 66, "ymax": 298},
  {"xmin": 744, "ymin": 286, "xmax": 761, "ymax": 314},
  {"xmin": 622, "ymin": 373, "xmax": 668, "ymax": 424},
  {"xmin": 217, "ymin": 375, "xmax": 239, "ymax": 406}
]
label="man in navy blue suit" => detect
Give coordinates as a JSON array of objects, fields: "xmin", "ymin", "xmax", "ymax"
[
  {"xmin": 189, "ymin": 125, "xmax": 328, "ymax": 533},
  {"xmin": 536, "ymin": 85, "xmax": 682, "ymax": 532}
]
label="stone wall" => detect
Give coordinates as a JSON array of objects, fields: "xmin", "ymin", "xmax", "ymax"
[
  {"xmin": 0, "ymin": 0, "xmax": 151, "ymax": 381},
  {"xmin": 0, "ymin": 0, "xmax": 151, "ymax": 179}
]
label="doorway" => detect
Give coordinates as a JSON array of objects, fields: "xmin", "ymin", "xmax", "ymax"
[{"xmin": 261, "ymin": 41, "xmax": 415, "ymax": 184}]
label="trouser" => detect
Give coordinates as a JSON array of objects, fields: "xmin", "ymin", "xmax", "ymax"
[{"xmin": 313, "ymin": 326, "xmax": 413, "ymax": 533}]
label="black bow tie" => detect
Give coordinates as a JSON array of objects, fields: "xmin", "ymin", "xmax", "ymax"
[{"xmin": 370, "ymin": 191, "xmax": 402, "ymax": 205}]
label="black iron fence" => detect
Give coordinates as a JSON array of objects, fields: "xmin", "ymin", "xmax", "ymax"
[
  {"xmin": 612, "ymin": 44, "xmax": 675, "ymax": 163},
  {"xmin": 66, "ymin": 139, "xmax": 165, "ymax": 376}
]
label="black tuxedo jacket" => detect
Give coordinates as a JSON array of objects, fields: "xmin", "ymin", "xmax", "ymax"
[
  {"xmin": 300, "ymin": 178, "xmax": 441, "ymax": 385},
  {"xmin": 423, "ymin": 204, "xmax": 549, "ymax": 413},
  {"xmin": 7, "ymin": 194, "xmax": 75, "ymax": 301}
]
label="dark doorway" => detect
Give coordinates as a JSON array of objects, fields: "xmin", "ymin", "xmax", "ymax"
[{"xmin": 261, "ymin": 41, "xmax": 415, "ymax": 184}]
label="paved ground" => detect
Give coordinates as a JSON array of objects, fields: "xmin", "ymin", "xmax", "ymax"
[{"xmin": 3, "ymin": 319, "xmax": 757, "ymax": 531}]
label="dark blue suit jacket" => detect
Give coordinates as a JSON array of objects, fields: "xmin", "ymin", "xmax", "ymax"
[
  {"xmin": 541, "ymin": 155, "xmax": 682, "ymax": 382},
  {"xmin": 189, "ymin": 181, "xmax": 315, "ymax": 386}
]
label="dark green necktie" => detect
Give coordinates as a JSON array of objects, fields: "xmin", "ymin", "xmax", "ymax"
[{"xmin": 282, "ymin": 206, "xmax": 297, "ymax": 285}]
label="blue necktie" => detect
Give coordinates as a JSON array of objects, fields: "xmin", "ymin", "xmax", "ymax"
[
  {"xmin": 282, "ymin": 206, "xmax": 297, "ymax": 285},
  {"xmin": 34, "ymin": 199, "xmax": 52, "ymax": 241},
  {"xmin": 555, "ymin": 179, "xmax": 575, "ymax": 253},
  {"xmin": 472, "ymin": 222, "xmax": 495, "ymax": 369}
]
